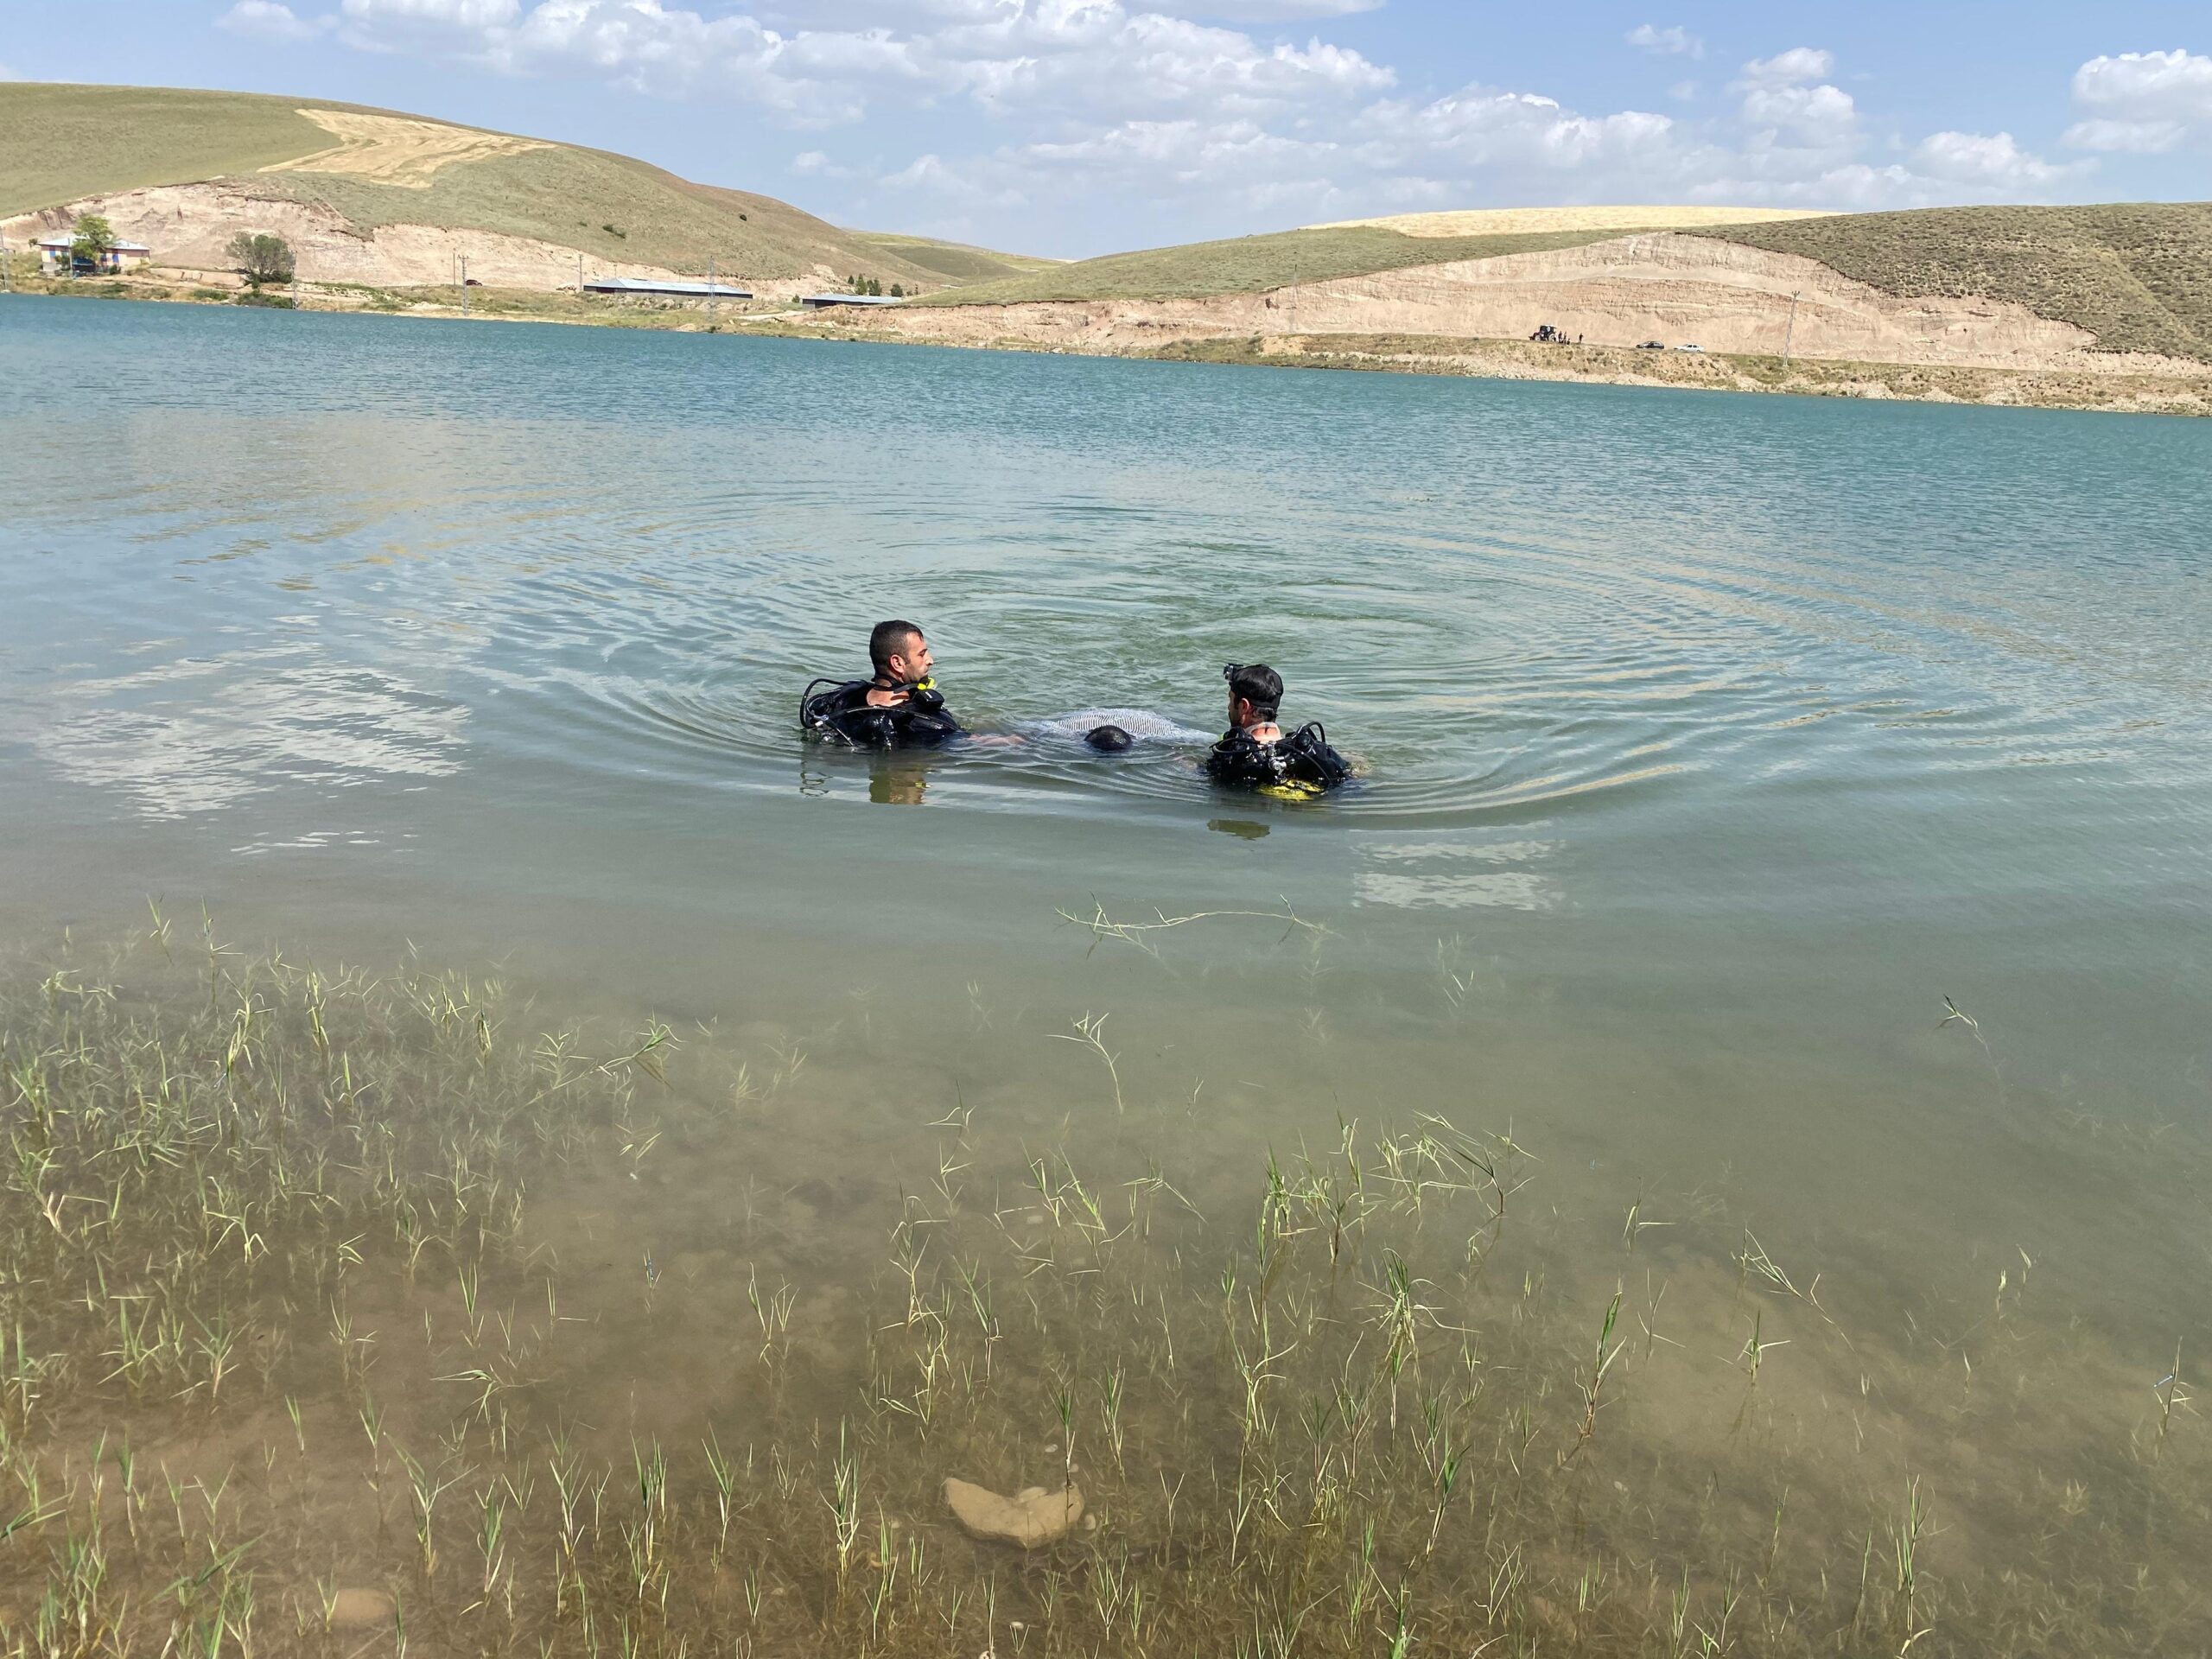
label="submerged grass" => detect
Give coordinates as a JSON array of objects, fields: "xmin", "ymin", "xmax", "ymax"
[{"xmin": 0, "ymin": 921, "xmax": 2205, "ymax": 1656}]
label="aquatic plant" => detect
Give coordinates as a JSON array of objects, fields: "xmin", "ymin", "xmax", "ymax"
[{"xmin": 0, "ymin": 922, "xmax": 2203, "ymax": 1656}]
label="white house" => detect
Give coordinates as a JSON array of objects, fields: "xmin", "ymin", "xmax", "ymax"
[{"xmin": 34, "ymin": 232, "xmax": 153, "ymax": 276}]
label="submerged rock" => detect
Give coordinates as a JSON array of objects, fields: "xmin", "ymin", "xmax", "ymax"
[
  {"xmin": 943, "ymin": 1478, "xmax": 1084, "ymax": 1548},
  {"xmin": 329, "ymin": 1587, "xmax": 394, "ymax": 1628}
]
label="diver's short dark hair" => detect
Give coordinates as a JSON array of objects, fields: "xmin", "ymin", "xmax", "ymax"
[
  {"xmin": 870, "ymin": 620, "xmax": 923, "ymax": 675},
  {"xmin": 1085, "ymin": 724, "xmax": 1133, "ymax": 753},
  {"xmin": 1224, "ymin": 663, "xmax": 1283, "ymax": 719}
]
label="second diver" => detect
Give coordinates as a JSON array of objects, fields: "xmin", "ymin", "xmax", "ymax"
[{"xmin": 1205, "ymin": 662, "xmax": 1352, "ymax": 796}]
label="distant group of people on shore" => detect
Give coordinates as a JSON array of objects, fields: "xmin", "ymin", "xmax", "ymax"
[{"xmin": 800, "ymin": 620, "xmax": 1352, "ymax": 796}]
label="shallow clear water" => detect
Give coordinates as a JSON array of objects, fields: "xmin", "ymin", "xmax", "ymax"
[{"xmin": 3, "ymin": 294, "xmax": 2210, "ymax": 1440}]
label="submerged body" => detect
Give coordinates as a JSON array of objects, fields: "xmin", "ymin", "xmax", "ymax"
[{"xmin": 1029, "ymin": 709, "xmax": 1217, "ymax": 747}]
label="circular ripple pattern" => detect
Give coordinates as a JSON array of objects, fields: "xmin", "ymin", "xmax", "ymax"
[{"xmin": 3, "ymin": 299, "xmax": 2207, "ymax": 848}]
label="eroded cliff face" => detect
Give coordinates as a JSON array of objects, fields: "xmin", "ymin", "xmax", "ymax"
[
  {"xmin": 874, "ymin": 232, "xmax": 2201, "ymax": 377},
  {"xmin": 2, "ymin": 182, "xmax": 843, "ymax": 297}
]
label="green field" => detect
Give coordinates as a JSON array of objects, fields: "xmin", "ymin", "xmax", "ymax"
[
  {"xmin": 0, "ymin": 83, "xmax": 1039, "ymax": 290},
  {"xmin": 906, "ymin": 223, "xmax": 1647, "ymax": 305},
  {"xmin": 853, "ymin": 232, "xmax": 1060, "ymax": 284},
  {"xmin": 1687, "ymin": 202, "xmax": 2212, "ymax": 362}
]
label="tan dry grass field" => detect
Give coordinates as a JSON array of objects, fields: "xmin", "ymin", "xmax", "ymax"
[
  {"xmin": 270, "ymin": 108, "xmax": 553, "ymax": 188},
  {"xmin": 1307, "ymin": 205, "xmax": 1832, "ymax": 237}
]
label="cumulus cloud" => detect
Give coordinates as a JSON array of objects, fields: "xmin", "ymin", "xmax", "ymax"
[
  {"xmin": 1733, "ymin": 48, "xmax": 1854, "ymax": 149},
  {"xmin": 1149, "ymin": 0, "xmax": 1385, "ymax": 16},
  {"xmin": 235, "ymin": 3, "xmax": 2120, "ymax": 249},
  {"xmin": 2063, "ymin": 48, "xmax": 2212, "ymax": 151},
  {"xmin": 218, "ymin": 0, "xmax": 330, "ymax": 41},
  {"xmin": 1738, "ymin": 47, "xmax": 1833, "ymax": 88},
  {"xmin": 340, "ymin": 0, "xmax": 521, "ymax": 25},
  {"xmin": 1625, "ymin": 24, "xmax": 1701, "ymax": 60},
  {"xmin": 322, "ymin": 0, "xmax": 1390, "ymax": 124},
  {"xmin": 1911, "ymin": 130, "xmax": 2081, "ymax": 190}
]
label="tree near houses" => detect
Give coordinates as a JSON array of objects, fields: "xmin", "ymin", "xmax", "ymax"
[
  {"xmin": 69, "ymin": 214, "xmax": 117, "ymax": 269},
  {"xmin": 226, "ymin": 232, "xmax": 296, "ymax": 286}
]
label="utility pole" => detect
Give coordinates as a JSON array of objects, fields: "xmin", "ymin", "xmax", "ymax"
[
  {"xmin": 461, "ymin": 254, "xmax": 469, "ymax": 320},
  {"xmin": 1782, "ymin": 289, "xmax": 1801, "ymax": 364},
  {"xmin": 1, "ymin": 232, "xmax": 11, "ymax": 293},
  {"xmin": 708, "ymin": 254, "xmax": 716, "ymax": 330},
  {"xmin": 577, "ymin": 251, "xmax": 584, "ymax": 298}
]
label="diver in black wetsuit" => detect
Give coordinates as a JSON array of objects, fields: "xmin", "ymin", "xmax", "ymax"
[
  {"xmin": 1205, "ymin": 663, "xmax": 1352, "ymax": 795},
  {"xmin": 800, "ymin": 620, "xmax": 963, "ymax": 748}
]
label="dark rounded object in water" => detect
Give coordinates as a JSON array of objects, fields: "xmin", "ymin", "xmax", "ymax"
[{"xmin": 1085, "ymin": 725, "xmax": 1134, "ymax": 753}]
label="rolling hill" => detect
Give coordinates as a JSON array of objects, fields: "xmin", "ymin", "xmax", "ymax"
[
  {"xmin": 910, "ymin": 200, "xmax": 2212, "ymax": 367},
  {"xmin": 1684, "ymin": 204, "xmax": 2212, "ymax": 364},
  {"xmin": 0, "ymin": 82, "xmax": 1038, "ymax": 293}
]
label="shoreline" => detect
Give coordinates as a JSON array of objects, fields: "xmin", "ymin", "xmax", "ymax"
[{"xmin": 11, "ymin": 273, "xmax": 2209, "ymax": 417}]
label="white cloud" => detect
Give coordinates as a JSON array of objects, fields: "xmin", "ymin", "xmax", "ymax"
[
  {"xmin": 1741, "ymin": 80, "xmax": 1854, "ymax": 146},
  {"xmin": 2064, "ymin": 48, "xmax": 2212, "ymax": 151},
  {"xmin": 323, "ymin": 0, "xmax": 1390, "ymax": 125},
  {"xmin": 1911, "ymin": 130, "xmax": 2081, "ymax": 190},
  {"xmin": 1359, "ymin": 89, "xmax": 1678, "ymax": 173},
  {"xmin": 2063, "ymin": 117, "xmax": 2185, "ymax": 154},
  {"xmin": 1739, "ymin": 47, "xmax": 1834, "ymax": 88},
  {"xmin": 1151, "ymin": 0, "xmax": 1385, "ymax": 16},
  {"xmin": 1734, "ymin": 48, "xmax": 1853, "ymax": 148},
  {"xmin": 1626, "ymin": 24, "xmax": 1701, "ymax": 60},
  {"xmin": 218, "ymin": 0, "xmax": 329, "ymax": 41},
  {"xmin": 341, "ymin": 0, "xmax": 521, "ymax": 25},
  {"xmin": 260, "ymin": 4, "xmax": 2122, "ymax": 249}
]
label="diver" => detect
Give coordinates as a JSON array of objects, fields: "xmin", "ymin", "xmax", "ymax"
[
  {"xmin": 800, "ymin": 620, "xmax": 963, "ymax": 749},
  {"xmin": 1205, "ymin": 663, "xmax": 1353, "ymax": 795}
]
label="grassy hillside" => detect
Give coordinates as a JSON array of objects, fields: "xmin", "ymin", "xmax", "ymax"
[
  {"xmin": 1, "ymin": 84, "xmax": 339, "ymax": 214},
  {"xmin": 1694, "ymin": 203, "xmax": 2212, "ymax": 362},
  {"xmin": 0, "ymin": 83, "xmax": 1038, "ymax": 289},
  {"xmin": 908, "ymin": 223, "xmax": 1650, "ymax": 306},
  {"xmin": 852, "ymin": 232, "xmax": 1059, "ymax": 283}
]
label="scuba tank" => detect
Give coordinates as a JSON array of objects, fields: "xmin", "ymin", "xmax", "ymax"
[
  {"xmin": 1205, "ymin": 721, "xmax": 1352, "ymax": 795},
  {"xmin": 799, "ymin": 677, "xmax": 962, "ymax": 749}
]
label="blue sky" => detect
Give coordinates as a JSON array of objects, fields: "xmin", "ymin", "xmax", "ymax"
[{"xmin": 5, "ymin": 2, "xmax": 2208, "ymax": 257}]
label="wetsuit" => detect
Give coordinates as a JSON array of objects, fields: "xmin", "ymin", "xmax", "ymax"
[
  {"xmin": 1205, "ymin": 723, "xmax": 1352, "ymax": 794},
  {"xmin": 800, "ymin": 679, "xmax": 963, "ymax": 748}
]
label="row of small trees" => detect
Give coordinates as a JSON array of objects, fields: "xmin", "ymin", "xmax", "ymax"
[{"xmin": 846, "ymin": 275, "xmax": 906, "ymax": 297}]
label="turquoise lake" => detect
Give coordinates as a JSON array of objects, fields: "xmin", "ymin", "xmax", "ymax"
[{"xmin": 2, "ymin": 292, "xmax": 2210, "ymax": 1636}]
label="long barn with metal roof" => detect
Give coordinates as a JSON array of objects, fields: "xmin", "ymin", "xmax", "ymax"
[{"xmin": 584, "ymin": 276, "xmax": 753, "ymax": 299}]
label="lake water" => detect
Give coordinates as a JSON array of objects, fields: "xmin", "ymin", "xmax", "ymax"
[{"xmin": 3, "ymin": 293, "xmax": 2210, "ymax": 1648}]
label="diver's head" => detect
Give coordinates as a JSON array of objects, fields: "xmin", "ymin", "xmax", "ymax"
[
  {"xmin": 869, "ymin": 619, "xmax": 933, "ymax": 687},
  {"xmin": 1085, "ymin": 724, "xmax": 1134, "ymax": 753},
  {"xmin": 1224, "ymin": 663, "xmax": 1282, "ymax": 730}
]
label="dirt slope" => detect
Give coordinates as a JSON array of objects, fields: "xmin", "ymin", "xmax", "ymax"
[
  {"xmin": 1691, "ymin": 202, "xmax": 2212, "ymax": 362},
  {"xmin": 843, "ymin": 232, "xmax": 2204, "ymax": 376}
]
